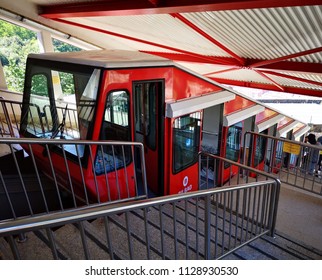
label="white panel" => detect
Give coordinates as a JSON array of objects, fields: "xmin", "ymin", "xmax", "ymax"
[
  {"xmin": 292, "ymin": 125, "xmax": 310, "ymax": 141},
  {"xmin": 223, "ymin": 105, "xmax": 265, "ymax": 127},
  {"xmin": 186, "ymin": 6, "xmax": 322, "ymax": 62},
  {"xmin": 165, "ymin": 90, "xmax": 235, "ymax": 118},
  {"xmin": 0, "ymin": 63, "xmax": 8, "ymax": 89},
  {"xmin": 37, "ymin": 30, "xmax": 54, "ymax": 53},
  {"xmin": 72, "ymin": 14, "xmax": 228, "ymax": 56},
  {"xmin": 277, "ymin": 121, "xmax": 301, "ymax": 137},
  {"xmin": 255, "ymin": 114, "xmax": 285, "ymax": 133}
]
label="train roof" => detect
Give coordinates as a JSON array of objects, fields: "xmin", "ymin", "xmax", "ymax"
[
  {"xmin": 28, "ymin": 49, "xmax": 307, "ymax": 127},
  {"xmin": 28, "ymin": 49, "xmax": 174, "ymax": 68}
]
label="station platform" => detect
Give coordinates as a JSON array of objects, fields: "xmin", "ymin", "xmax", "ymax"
[{"xmin": 276, "ymin": 183, "xmax": 322, "ymax": 251}]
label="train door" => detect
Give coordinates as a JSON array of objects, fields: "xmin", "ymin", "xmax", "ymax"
[{"xmin": 133, "ymin": 81, "xmax": 164, "ymax": 195}]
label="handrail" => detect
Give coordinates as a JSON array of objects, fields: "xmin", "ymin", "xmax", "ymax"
[
  {"xmin": 0, "ymin": 177, "xmax": 279, "ymax": 260},
  {"xmin": 243, "ymin": 131, "xmax": 322, "ymax": 196},
  {"xmin": 0, "ymin": 142, "xmax": 281, "ymax": 259},
  {"xmin": 0, "ymin": 179, "xmax": 277, "ymax": 236},
  {"xmin": 0, "ymin": 97, "xmax": 15, "ymax": 137},
  {"xmin": 200, "ymin": 150, "xmax": 280, "ymax": 182},
  {"xmin": 198, "ymin": 151, "xmax": 281, "ymax": 237},
  {"xmin": 0, "ymin": 137, "xmax": 148, "ymax": 221}
]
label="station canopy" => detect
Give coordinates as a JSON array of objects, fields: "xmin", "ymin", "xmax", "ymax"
[{"xmin": 1, "ymin": 0, "xmax": 322, "ymax": 97}]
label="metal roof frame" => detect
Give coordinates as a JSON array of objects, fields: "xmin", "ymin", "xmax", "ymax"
[{"xmin": 1, "ymin": 0, "xmax": 321, "ymax": 97}]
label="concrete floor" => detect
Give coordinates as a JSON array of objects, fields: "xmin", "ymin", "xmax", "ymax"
[{"xmin": 276, "ymin": 183, "xmax": 322, "ymax": 251}]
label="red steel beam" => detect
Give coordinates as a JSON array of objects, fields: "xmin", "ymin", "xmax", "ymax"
[
  {"xmin": 141, "ymin": 52, "xmax": 322, "ymax": 74},
  {"xmin": 171, "ymin": 13, "xmax": 245, "ymax": 65},
  {"xmin": 247, "ymin": 59, "xmax": 322, "ymax": 74},
  {"xmin": 141, "ymin": 51, "xmax": 239, "ymax": 65},
  {"xmin": 205, "ymin": 67, "xmax": 241, "ymax": 76},
  {"xmin": 249, "ymin": 47, "xmax": 322, "ymax": 69},
  {"xmin": 261, "ymin": 70, "xmax": 322, "ymax": 88},
  {"xmin": 254, "ymin": 70, "xmax": 285, "ymax": 91},
  {"xmin": 40, "ymin": 0, "xmax": 322, "ymax": 18},
  {"xmin": 209, "ymin": 77, "xmax": 322, "ymax": 98}
]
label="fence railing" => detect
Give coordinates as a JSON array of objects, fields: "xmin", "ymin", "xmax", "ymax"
[
  {"xmin": 0, "ymin": 97, "xmax": 21, "ymax": 137},
  {"xmin": 0, "ymin": 96, "xmax": 86, "ymax": 140},
  {"xmin": 0, "ymin": 137, "xmax": 148, "ymax": 221},
  {"xmin": 243, "ymin": 131, "xmax": 322, "ymax": 196},
  {"xmin": 0, "ymin": 174, "xmax": 280, "ymax": 260}
]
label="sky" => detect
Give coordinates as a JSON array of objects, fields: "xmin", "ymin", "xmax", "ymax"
[{"xmin": 231, "ymin": 86, "xmax": 322, "ymax": 125}]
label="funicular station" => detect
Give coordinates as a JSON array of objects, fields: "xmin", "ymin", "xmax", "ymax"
[{"xmin": 0, "ymin": 1, "xmax": 321, "ymax": 260}]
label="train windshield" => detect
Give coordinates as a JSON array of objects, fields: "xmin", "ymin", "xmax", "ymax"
[{"xmin": 20, "ymin": 59, "xmax": 99, "ymax": 144}]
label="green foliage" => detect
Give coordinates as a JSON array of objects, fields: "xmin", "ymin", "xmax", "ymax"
[
  {"xmin": 0, "ymin": 19, "xmax": 39, "ymax": 92},
  {"xmin": 0, "ymin": 19, "xmax": 37, "ymax": 40},
  {"xmin": 53, "ymin": 38, "xmax": 82, "ymax": 52},
  {"xmin": 59, "ymin": 72, "xmax": 75, "ymax": 95},
  {"xmin": 0, "ymin": 20, "xmax": 83, "ymax": 93},
  {"xmin": 31, "ymin": 74, "xmax": 48, "ymax": 96}
]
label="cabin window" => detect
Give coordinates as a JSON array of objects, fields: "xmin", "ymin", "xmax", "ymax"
[
  {"xmin": 95, "ymin": 90, "xmax": 131, "ymax": 175},
  {"xmin": 226, "ymin": 122, "xmax": 242, "ymax": 162},
  {"xmin": 22, "ymin": 64, "xmax": 99, "ymax": 141},
  {"xmin": 20, "ymin": 60, "xmax": 99, "ymax": 165},
  {"xmin": 173, "ymin": 112, "xmax": 201, "ymax": 174},
  {"xmin": 104, "ymin": 91, "xmax": 129, "ymax": 128}
]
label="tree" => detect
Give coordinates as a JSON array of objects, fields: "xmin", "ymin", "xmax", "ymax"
[
  {"xmin": 0, "ymin": 20, "xmax": 39, "ymax": 92},
  {"xmin": 53, "ymin": 38, "xmax": 81, "ymax": 52},
  {"xmin": 0, "ymin": 19, "xmax": 83, "ymax": 93}
]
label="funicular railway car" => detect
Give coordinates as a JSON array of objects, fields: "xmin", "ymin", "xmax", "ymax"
[
  {"xmin": 250, "ymin": 109, "xmax": 285, "ymax": 173},
  {"xmin": 221, "ymin": 95, "xmax": 264, "ymax": 180},
  {"xmin": 19, "ymin": 49, "xmax": 239, "ymax": 201},
  {"xmin": 18, "ymin": 50, "xmax": 308, "ymax": 202}
]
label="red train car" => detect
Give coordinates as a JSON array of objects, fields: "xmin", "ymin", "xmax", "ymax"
[
  {"xmin": 20, "ymin": 50, "xmax": 237, "ymax": 200},
  {"xmin": 19, "ymin": 50, "xmax": 307, "ymax": 201}
]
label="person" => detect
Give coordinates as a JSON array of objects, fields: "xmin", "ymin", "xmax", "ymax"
[
  {"xmin": 307, "ymin": 133, "xmax": 320, "ymax": 175},
  {"xmin": 317, "ymin": 136, "xmax": 322, "ymax": 171},
  {"xmin": 301, "ymin": 135, "xmax": 309, "ymax": 168}
]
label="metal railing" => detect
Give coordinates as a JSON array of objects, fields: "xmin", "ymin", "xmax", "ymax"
[
  {"xmin": 0, "ymin": 175, "xmax": 279, "ymax": 260},
  {"xmin": 0, "ymin": 97, "xmax": 90, "ymax": 140},
  {"xmin": 0, "ymin": 148, "xmax": 280, "ymax": 259},
  {"xmin": 243, "ymin": 131, "xmax": 322, "ymax": 196},
  {"xmin": 198, "ymin": 151, "xmax": 281, "ymax": 239},
  {"xmin": 0, "ymin": 97, "xmax": 21, "ymax": 137},
  {"xmin": 0, "ymin": 137, "xmax": 148, "ymax": 221}
]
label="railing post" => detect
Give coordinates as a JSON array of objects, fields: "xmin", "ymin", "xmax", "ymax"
[
  {"xmin": 0, "ymin": 97, "xmax": 15, "ymax": 137},
  {"xmin": 269, "ymin": 179, "xmax": 281, "ymax": 237},
  {"xmin": 204, "ymin": 194, "xmax": 211, "ymax": 259}
]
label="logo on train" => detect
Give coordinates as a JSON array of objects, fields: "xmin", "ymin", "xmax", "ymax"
[
  {"xmin": 178, "ymin": 175, "xmax": 192, "ymax": 194},
  {"xmin": 183, "ymin": 176, "xmax": 189, "ymax": 187}
]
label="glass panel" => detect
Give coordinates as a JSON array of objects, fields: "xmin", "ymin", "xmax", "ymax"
[
  {"xmin": 95, "ymin": 90, "xmax": 131, "ymax": 174},
  {"xmin": 173, "ymin": 112, "xmax": 201, "ymax": 173},
  {"xmin": 254, "ymin": 129, "xmax": 268, "ymax": 165},
  {"xmin": 21, "ymin": 60, "xmax": 99, "ymax": 160},
  {"xmin": 226, "ymin": 121, "xmax": 242, "ymax": 162},
  {"xmin": 134, "ymin": 82, "xmax": 157, "ymax": 150},
  {"xmin": 31, "ymin": 74, "xmax": 48, "ymax": 96}
]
